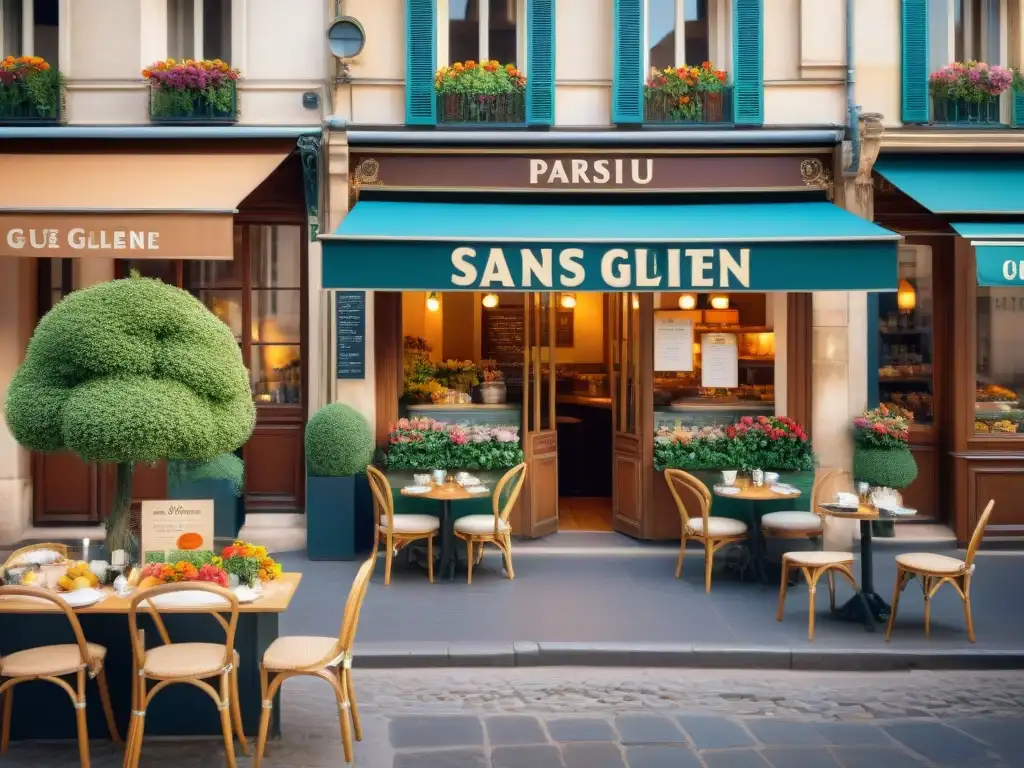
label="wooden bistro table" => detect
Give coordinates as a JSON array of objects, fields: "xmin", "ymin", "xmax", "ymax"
[
  {"xmin": 819, "ymin": 503, "xmax": 912, "ymax": 626},
  {"xmin": 0, "ymin": 573, "xmax": 300, "ymax": 743},
  {"xmin": 401, "ymin": 481, "xmax": 493, "ymax": 580},
  {"xmin": 712, "ymin": 479, "xmax": 803, "ymax": 583}
]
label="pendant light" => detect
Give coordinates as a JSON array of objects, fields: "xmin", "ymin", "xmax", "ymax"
[
  {"xmin": 560, "ymin": 292, "xmax": 577, "ymax": 309},
  {"xmin": 426, "ymin": 292, "xmax": 441, "ymax": 312},
  {"xmin": 897, "ymin": 279, "xmax": 916, "ymax": 312},
  {"xmin": 678, "ymin": 293, "xmax": 697, "ymax": 310},
  {"xmin": 709, "ymin": 294, "xmax": 730, "ymax": 310},
  {"xmin": 632, "ymin": 296, "xmax": 640, "ymax": 310},
  {"xmin": 482, "ymin": 292, "xmax": 499, "ymax": 308}
]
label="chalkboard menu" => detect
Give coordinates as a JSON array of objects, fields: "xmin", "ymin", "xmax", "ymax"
[
  {"xmin": 482, "ymin": 307, "xmax": 574, "ymax": 388},
  {"xmin": 335, "ymin": 291, "xmax": 366, "ymax": 379}
]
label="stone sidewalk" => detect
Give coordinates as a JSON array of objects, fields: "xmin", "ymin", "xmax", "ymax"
[{"xmin": 3, "ymin": 668, "xmax": 1023, "ymax": 767}]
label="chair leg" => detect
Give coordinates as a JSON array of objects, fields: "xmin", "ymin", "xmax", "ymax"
[
  {"xmin": 922, "ymin": 577, "xmax": 932, "ymax": 638},
  {"xmin": 703, "ymin": 540, "xmax": 714, "ymax": 594},
  {"xmin": 963, "ymin": 593, "xmax": 976, "ymax": 643},
  {"xmin": 229, "ymin": 664, "xmax": 249, "ymax": 755},
  {"xmin": 95, "ymin": 666, "xmax": 123, "ymax": 745},
  {"xmin": 253, "ymin": 668, "xmax": 273, "ymax": 768},
  {"xmin": 884, "ymin": 569, "xmax": 905, "ymax": 642},
  {"xmin": 827, "ymin": 570, "xmax": 836, "ymax": 612},
  {"xmin": 426, "ymin": 534, "xmax": 435, "ymax": 583},
  {"xmin": 501, "ymin": 535, "xmax": 515, "ymax": 581},
  {"xmin": 466, "ymin": 539, "xmax": 474, "ymax": 585},
  {"xmin": 476, "ymin": 543, "xmax": 485, "ymax": 565},
  {"xmin": 675, "ymin": 536, "xmax": 686, "ymax": 579},
  {"xmin": 218, "ymin": 674, "xmax": 238, "ymax": 768},
  {"xmin": 384, "ymin": 536, "xmax": 394, "ymax": 585},
  {"xmin": 329, "ymin": 672, "xmax": 354, "ymax": 764},
  {"xmin": 1, "ymin": 682, "xmax": 13, "ymax": 754},
  {"xmin": 122, "ymin": 677, "xmax": 145, "ymax": 768},
  {"xmin": 344, "ymin": 668, "xmax": 362, "ymax": 742},
  {"xmin": 806, "ymin": 568, "xmax": 818, "ymax": 642},
  {"xmin": 776, "ymin": 561, "xmax": 790, "ymax": 622},
  {"xmin": 75, "ymin": 669, "xmax": 91, "ymax": 768}
]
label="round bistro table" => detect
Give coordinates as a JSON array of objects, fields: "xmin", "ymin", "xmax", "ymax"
[
  {"xmin": 819, "ymin": 502, "xmax": 909, "ymax": 627},
  {"xmin": 400, "ymin": 481, "xmax": 493, "ymax": 581},
  {"xmin": 712, "ymin": 479, "xmax": 803, "ymax": 583}
]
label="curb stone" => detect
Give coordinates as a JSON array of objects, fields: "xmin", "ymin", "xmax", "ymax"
[{"xmin": 352, "ymin": 641, "xmax": 1024, "ymax": 671}]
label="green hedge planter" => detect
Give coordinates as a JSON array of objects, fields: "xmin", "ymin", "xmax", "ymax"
[
  {"xmin": 166, "ymin": 477, "xmax": 244, "ymax": 540},
  {"xmin": 853, "ymin": 446, "xmax": 918, "ymax": 489}
]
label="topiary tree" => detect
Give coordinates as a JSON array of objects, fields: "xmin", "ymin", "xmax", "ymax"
[
  {"xmin": 305, "ymin": 403, "xmax": 374, "ymax": 476},
  {"xmin": 4, "ymin": 274, "xmax": 255, "ymax": 556}
]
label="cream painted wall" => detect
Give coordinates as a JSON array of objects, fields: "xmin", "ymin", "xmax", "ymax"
[
  {"xmin": 854, "ymin": 0, "xmax": 902, "ymax": 127},
  {"xmin": 55, "ymin": 0, "xmax": 328, "ymax": 125}
]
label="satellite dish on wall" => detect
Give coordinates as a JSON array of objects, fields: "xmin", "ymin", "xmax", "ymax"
[{"xmin": 327, "ymin": 17, "xmax": 366, "ymax": 59}]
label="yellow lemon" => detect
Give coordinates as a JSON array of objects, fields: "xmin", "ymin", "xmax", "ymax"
[
  {"xmin": 71, "ymin": 576, "xmax": 92, "ymax": 591},
  {"xmin": 85, "ymin": 572, "xmax": 100, "ymax": 587},
  {"xmin": 57, "ymin": 575, "xmax": 74, "ymax": 591},
  {"xmin": 22, "ymin": 570, "xmax": 38, "ymax": 585}
]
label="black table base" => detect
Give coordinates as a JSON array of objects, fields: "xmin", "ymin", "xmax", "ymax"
[{"xmin": 831, "ymin": 519, "xmax": 890, "ymax": 630}]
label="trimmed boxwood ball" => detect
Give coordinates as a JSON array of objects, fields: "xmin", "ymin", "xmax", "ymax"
[
  {"xmin": 306, "ymin": 403, "xmax": 374, "ymax": 477},
  {"xmin": 5, "ymin": 275, "xmax": 256, "ymax": 554},
  {"xmin": 853, "ymin": 446, "xmax": 918, "ymax": 490}
]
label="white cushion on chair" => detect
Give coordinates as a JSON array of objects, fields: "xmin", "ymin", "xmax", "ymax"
[
  {"xmin": 895, "ymin": 552, "xmax": 966, "ymax": 574},
  {"xmin": 782, "ymin": 550, "xmax": 854, "ymax": 567},
  {"xmin": 761, "ymin": 511, "xmax": 823, "ymax": 532},
  {"xmin": 380, "ymin": 514, "xmax": 440, "ymax": 534},
  {"xmin": 453, "ymin": 515, "xmax": 509, "ymax": 535},
  {"xmin": 686, "ymin": 517, "xmax": 748, "ymax": 536}
]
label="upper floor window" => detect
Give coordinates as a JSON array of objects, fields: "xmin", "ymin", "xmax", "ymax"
[
  {"xmin": 0, "ymin": 0, "xmax": 59, "ymax": 66},
  {"xmin": 167, "ymin": 0, "xmax": 231, "ymax": 61},
  {"xmin": 443, "ymin": 0, "xmax": 525, "ymax": 67},
  {"xmin": 928, "ymin": 0, "xmax": 1003, "ymax": 69},
  {"xmin": 647, "ymin": 0, "xmax": 710, "ymax": 72}
]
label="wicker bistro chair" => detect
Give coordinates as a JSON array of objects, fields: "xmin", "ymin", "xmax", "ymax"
[
  {"xmin": 253, "ymin": 557, "xmax": 374, "ymax": 767},
  {"xmin": 886, "ymin": 499, "xmax": 994, "ymax": 643},
  {"xmin": 664, "ymin": 469, "xmax": 749, "ymax": 593},
  {"xmin": 123, "ymin": 582, "xmax": 248, "ymax": 768},
  {"xmin": 0, "ymin": 586, "xmax": 122, "ymax": 768},
  {"xmin": 776, "ymin": 550, "xmax": 859, "ymax": 642},
  {"xmin": 367, "ymin": 465, "xmax": 440, "ymax": 585},
  {"xmin": 453, "ymin": 463, "xmax": 527, "ymax": 584},
  {"xmin": 761, "ymin": 468, "xmax": 846, "ymax": 544}
]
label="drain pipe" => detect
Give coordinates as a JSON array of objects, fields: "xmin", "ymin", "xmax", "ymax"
[{"xmin": 842, "ymin": 0, "xmax": 861, "ymax": 177}]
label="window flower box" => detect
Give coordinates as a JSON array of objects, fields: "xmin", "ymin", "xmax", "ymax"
[
  {"xmin": 143, "ymin": 58, "xmax": 240, "ymax": 124},
  {"xmin": 434, "ymin": 60, "xmax": 526, "ymax": 125},
  {"xmin": 644, "ymin": 62, "xmax": 732, "ymax": 125},
  {"xmin": 0, "ymin": 56, "xmax": 64, "ymax": 124},
  {"xmin": 929, "ymin": 61, "xmax": 1010, "ymax": 126}
]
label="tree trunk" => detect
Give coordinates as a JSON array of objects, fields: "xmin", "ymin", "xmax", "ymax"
[{"xmin": 105, "ymin": 461, "xmax": 136, "ymax": 559}]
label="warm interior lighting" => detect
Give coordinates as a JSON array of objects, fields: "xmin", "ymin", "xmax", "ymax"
[
  {"xmin": 632, "ymin": 296, "xmax": 640, "ymax": 310},
  {"xmin": 678, "ymin": 293, "xmax": 697, "ymax": 310},
  {"xmin": 482, "ymin": 292, "xmax": 499, "ymax": 308},
  {"xmin": 426, "ymin": 292, "xmax": 441, "ymax": 312},
  {"xmin": 560, "ymin": 292, "xmax": 577, "ymax": 309},
  {"xmin": 709, "ymin": 294, "xmax": 730, "ymax": 310},
  {"xmin": 897, "ymin": 279, "xmax": 916, "ymax": 312}
]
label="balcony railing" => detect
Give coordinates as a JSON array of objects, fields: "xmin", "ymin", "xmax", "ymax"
[
  {"xmin": 149, "ymin": 80, "xmax": 238, "ymax": 124},
  {"xmin": 644, "ymin": 86, "xmax": 733, "ymax": 125},
  {"xmin": 930, "ymin": 94, "xmax": 1003, "ymax": 127},
  {"xmin": 436, "ymin": 91, "xmax": 525, "ymax": 125}
]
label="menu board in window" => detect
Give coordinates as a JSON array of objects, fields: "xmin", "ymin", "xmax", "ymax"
[
  {"xmin": 482, "ymin": 308, "xmax": 525, "ymax": 388},
  {"xmin": 701, "ymin": 333, "xmax": 739, "ymax": 388}
]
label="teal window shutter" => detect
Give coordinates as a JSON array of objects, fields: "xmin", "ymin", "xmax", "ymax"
[
  {"xmin": 527, "ymin": 0, "xmax": 556, "ymax": 126},
  {"xmin": 612, "ymin": 0, "xmax": 643, "ymax": 124},
  {"xmin": 406, "ymin": 0, "xmax": 437, "ymax": 125},
  {"xmin": 732, "ymin": 0, "xmax": 763, "ymax": 126},
  {"xmin": 901, "ymin": 0, "xmax": 929, "ymax": 123}
]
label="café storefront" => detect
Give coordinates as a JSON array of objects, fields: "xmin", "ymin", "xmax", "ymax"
[
  {"xmin": 321, "ymin": 140, "xmax": 901, "ymax": 540},
  {"xmin": 0, "ymin": 134, "xmax": 318, "ymax": 540}
]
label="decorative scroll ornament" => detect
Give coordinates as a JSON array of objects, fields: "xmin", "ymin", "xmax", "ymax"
[
  {"xmin": 350, "ymin": 158, "xmax": 384, "ymax": 203},
  {"xmin": 799, "ymin": 158, "xmax": 834, "ymax": 199},
  {"xmin": 297, "ymin": 135, "xmax": 321, "ymax": 240}
]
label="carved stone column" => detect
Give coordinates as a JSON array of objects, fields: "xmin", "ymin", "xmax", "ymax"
[{"xmin": 815, "ymin": 114, "xmax": 885, "ymax": 549}]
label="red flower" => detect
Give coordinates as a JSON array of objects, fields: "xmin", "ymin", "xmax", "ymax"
[
  {"xmin": 726, "ymin": 426, "xmax": 737, "ymax": 438},
  {"xmin": 740, "ymin": 416, "xmax": 754, "ymax": 426}
]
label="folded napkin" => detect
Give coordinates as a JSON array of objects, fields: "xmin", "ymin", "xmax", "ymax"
[
  {"xmin": 771, "ymin": 485, "xmax": 798, "ymax": 495},
  {"xmin": 715, "ymin": 485, "xmax": 741, "ymax": 495}
]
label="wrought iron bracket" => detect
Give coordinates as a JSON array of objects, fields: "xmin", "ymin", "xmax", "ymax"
[{"xmin": 298, "ymin": 135, "xmax": 321, "ymax": 240}]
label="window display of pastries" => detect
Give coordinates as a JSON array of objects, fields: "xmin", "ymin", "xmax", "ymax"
[{"xmin": 975, "ymin": 384, "xmax": 1019, "ymax": 403}]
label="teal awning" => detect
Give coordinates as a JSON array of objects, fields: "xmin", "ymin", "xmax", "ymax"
[
  {"xmin": 320, "ymin": 201, "xmax": 900, "ymax": 292},
  {"xmin": 875, "ymin": 157, "xmax": 1024, "ymax": 214}
]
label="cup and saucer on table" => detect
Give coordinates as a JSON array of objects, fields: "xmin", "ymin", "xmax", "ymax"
[
  {"xmin": 714, "ymin": 470, "xmax": 741, "ymax": 495},
  {"xmin": 870, "ymin": 487, "xmax": 917, "ymax": 517},
  {"xmin": 455, "ymin": 472, "xmax": 489, "ymax": 494}
]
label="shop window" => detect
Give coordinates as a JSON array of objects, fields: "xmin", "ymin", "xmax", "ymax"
[
  {"xmin": 953, "ymin": 0, "xmax": 999, "ymax": 64},
  {"xmin": 0, "ymin": 0, "xmax": 60, "ymax": 67},
  {"xmin": 167, "ymin": 0, "xmax": 231, "ymax": 62},
  {"xmin": 36, "ymin": 258, "xmax": 71, "ymax": 318},
  {"xmin": 878, "ymin": 246, "xmax": 935, "ymax": 426},
  {"xmin": 975, "ymin": 286, "xmax": 1024, "ymax": 436},
  {"xmin": 444, "ymin": 0, "xmax": 524, "ymax": 67}
]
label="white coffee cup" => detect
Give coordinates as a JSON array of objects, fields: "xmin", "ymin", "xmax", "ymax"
[
  {"xmin": 431, "ymin": 469, "xmax": 447, "ymax": 485},
  {"xmin": 836, "ymin": 491, "xmax": 859, "ymax": 509},
  {"xmin": 764, "ymin": 472, "xmax": 780, "ymax": 484},
  {"xmin": 721, "ymin": 470, "xmax": 738, "ymax": 486}
]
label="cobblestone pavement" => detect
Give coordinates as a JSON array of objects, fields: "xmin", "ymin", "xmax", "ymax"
[{"xmin": 3, "ymin": 668, "xmax": 1023, "ymax": 767}]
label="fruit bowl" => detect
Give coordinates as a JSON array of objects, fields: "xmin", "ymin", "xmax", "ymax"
[{"xmin": 56, "ymin": 561, "xmax": 101, "ymax": 593}]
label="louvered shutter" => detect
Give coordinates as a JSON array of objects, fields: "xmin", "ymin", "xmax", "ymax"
[
  {"xmin": 527, "ymin": 0, "xmax": 556, "ymax": 125},
  {"xmin": 900, "ymin": 0, "xmax": 929, "ymax": 124},
  {"xmin": 612, "ymin": 0, "xmax": 643, "ymax": 124},
  {"xmin": 406, "ymin": 0, "xmax": 437, "ymax": 125},
  {"xmin": 732, "ymin": 0, "xmax": 763, "ymax": 126}
]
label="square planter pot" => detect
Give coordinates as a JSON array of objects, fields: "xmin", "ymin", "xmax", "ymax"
[
  {"xmin": 306, "ymin": 473, "xmax": 374, "ymax": 560},
  {"xmin": 166, "ymin": 477, "xmax": 243, "ymax": 540}
]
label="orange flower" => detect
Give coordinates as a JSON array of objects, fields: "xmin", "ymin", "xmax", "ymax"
[
  {"xmin": 679, "ymin": 96, "xmax": 691, "ymax": 104},
  {"xmin": 505, "ymin": 63, "xmax": 515, "ymax": 72},
  {"xmin": 39, "ymin": 62, "xmax": 49, "ymax": 71},
  {"xmin": 465, "ymin": 59, "xmax": 477, "ymax": 69},
  {"xmin": 142, "ymin": 69, "xmax": 153, "ymax": 78},
  {"xmin": 701, "ymin": 60, "xmax": 712, "ymax": 70},
  {"xmin": 716, "ymin": 71, "xmax": 726, "ymax": 82}
]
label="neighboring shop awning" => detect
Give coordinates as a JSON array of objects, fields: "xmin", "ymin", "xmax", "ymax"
[
  {"xmin": 320, "ymin": 200, "xmax": 900, "ymax": 292},
  {"xmin": 951, "ymin": 222, "xmax": 1024, "ymax": 287},
  {"xmin": 875, "ymin": 157, "xmax": 1024, "ymax": 214},
  {"xmin": 0, "ymin": 151, "xmax": 289, "ymax": 259}
]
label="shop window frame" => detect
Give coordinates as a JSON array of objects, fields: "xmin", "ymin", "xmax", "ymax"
[
  {"xmin": 166, "ymin": 0, "xmax": 232, "ymax": 62},
  {"xmin": 439, "ymin": 0, "xmax": 527, "ymax": 71}
]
